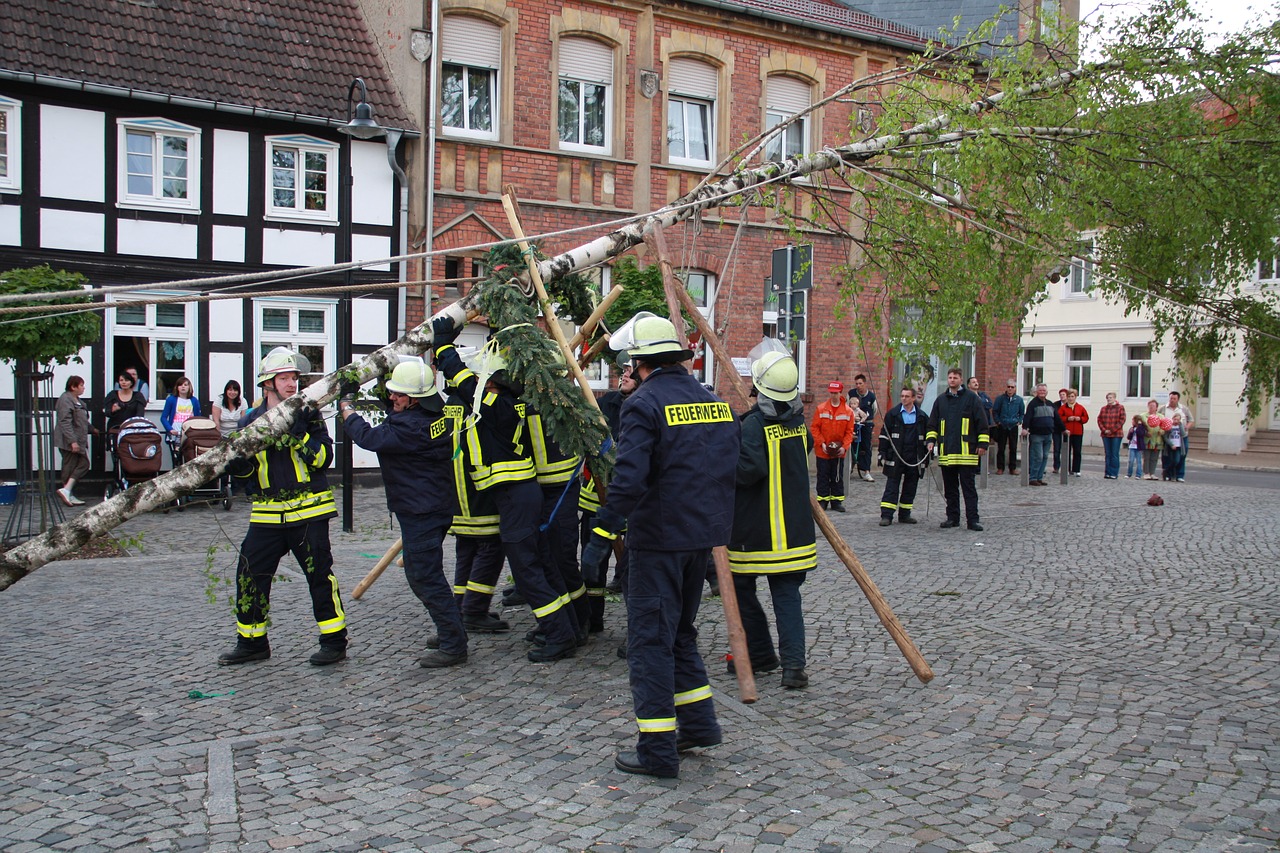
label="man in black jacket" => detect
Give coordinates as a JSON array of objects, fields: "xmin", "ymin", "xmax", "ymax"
[
  {"xmin": 926, "ymin": 368, "xmax": 989, "ymax": 531},
  {"xmin": 877, "ymin": 387, "xmax": 928, "ymax": 526},
  {"xmin": 340, "ymin": 358, "xmax": 466, "ymax": 668},
  {"xmin": 582, "ymin": 312, "xmax": 738, "ymax": 779}
]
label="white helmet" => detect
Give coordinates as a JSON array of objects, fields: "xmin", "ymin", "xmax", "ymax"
[
  {"xmin": 257, "ymin": 346, "xmax": 311, "ymax": 386},
  {"xmin": 748, "ymin": 338, "xmax": 799, "ymax": 402},
  {"xmin": 385, "ymin": 358, "xmax": 436, "ymax": 398},
  {"xmin": 609, "ymin": 311, "xmax": 692, "ymax": 360}
]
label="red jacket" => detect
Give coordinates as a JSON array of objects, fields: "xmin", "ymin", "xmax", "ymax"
[
  {"xmin": 811, "ymin": 397, "xmax": 856, "ymax": 459},
  {"xmin": 1058, "ymin": 402, "xmax": 1089, "ymax": 436}
]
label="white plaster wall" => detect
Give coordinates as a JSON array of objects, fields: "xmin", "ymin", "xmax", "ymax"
[
  {"xmin": 208, "ymin": 352, "xmax": 245, "ymax": 400},
  {"xmin": 352, "ymin": 297, "xmax": 391, "ymax": 347},
  {"xmin": 262, "ymin": 229, "xmax": 335, "ymax": 268},
  {"xmin": 352, "ymin": 233, "xmax": 392, "ymax": 271},
  {"xmin": 40, "ymin": 209, "xmax": 104, "ymax": 252},
  {"xmin": 212, "ymin": 225, "xmax": 246, "ymax": 263},
  {"xmin": 351, "ymin": 140, "xmax": 394, "ymax": 227},
  {"xmin": 207, "ymin": 299, "xmax": 244, "ymax": 343},
  {"xmin": 0, "ymin": 205, "xmax": 19, "ymax": 245},
  {"xmin": 212, "ymin": 129, "xmax": 250, "ymax": 216},
  {"xmin": 40, "ymin": 106, "xmax": 105, "ymax": 201},
  {"xmin": 118, "ymin": 219, "xmax": 199, "ymax": 259}
]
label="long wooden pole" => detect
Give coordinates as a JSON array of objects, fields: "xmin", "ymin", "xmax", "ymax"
[
  {"xmin": 566, "ymin": 285, "xmax": 625, "ymax": 351},
  {"xmin": 352, "ymin": 539, "xmax": 403, "ymax": 599},
  {"xmin": 650, "ymin": 222, "xmax": 934, "ymax": 684}
]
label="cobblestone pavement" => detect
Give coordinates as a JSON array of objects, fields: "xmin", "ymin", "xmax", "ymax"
[{"xmin": 1, "ymin": 463, "xmax": 1278, "ymax": 852}]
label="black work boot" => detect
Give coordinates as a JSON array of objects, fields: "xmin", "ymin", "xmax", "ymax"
[
  {"xmin": 463, "ymin": 613, "xmax": 510, "ymax": 633},
  {"xmin": 879, "ymin": 516, "xmax": 892, "ymax": 526},
  {"xmin": 898, "ymin": 513, "xmax": 917, "ymax": 524},
  {"xmin": 781, "ymin": 668, "xmax": 810, "ymax": 689},
  {"xmin": 218, "ymin": 642, "xmax": 270, "ymax": 666},
  {"xmin": 309, "ymin": 645, "xmax": 347, "ymax": 666},
  {"xmin": 830, "ymin": 501, "xmax": 846, "ymax": 513}
]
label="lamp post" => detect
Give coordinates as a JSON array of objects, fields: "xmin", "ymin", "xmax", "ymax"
[{"xmin": 337, "ymin": 77, "xmax": 385, "ymax": 533}]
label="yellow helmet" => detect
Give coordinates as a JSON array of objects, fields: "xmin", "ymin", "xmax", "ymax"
[
  {"xmin": 385, "ymin": 358, "xmax": 436, "ymax": 397},
  {"xmin": 609, "ymin": 311, "xmax": 691, "ymax": 359},
  {"xmin": 749, "ymin": 339, "xmax": 799, "ymax": 402},
  {"xmin": 257, "ymin": 347, "xmax": 311, "ymax": 386}
]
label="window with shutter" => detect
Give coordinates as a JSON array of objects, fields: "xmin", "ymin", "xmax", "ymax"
[
  {"xmin": 441, "ymin": 16, "xmax": 501, "ymax": 139},
  {"xmin": 668, "ymin": 59, "xmax": 716, "ymax": 166},
  {"xmin": 764, "ymin": 76, "xmax": 811, "ymax": 162},
  {"xmin": 559, "ymin": 37, "xmax": 613, "ymax": 152}
]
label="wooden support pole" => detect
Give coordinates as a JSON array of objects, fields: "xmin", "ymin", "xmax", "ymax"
[
  {"xmin": 649, "ymin": 221, "xmax": 934, "ymax": 684},
  {"xmin": 352, "ymin": 538, "xmax": 403, "ymax": 599},
  {"xmin": 566, "ymin": 285, "xmax": 625, "ymax": 351},
  {"xmin": 643, "ymin": 230, "xmax": 690, "ymax": 350},
  {"xmin": 577, "ymin": 334, "xmax": 611, "ymax": 369}
]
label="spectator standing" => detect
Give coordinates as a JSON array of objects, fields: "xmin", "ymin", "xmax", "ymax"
[
  {"xmin": 1161, "ymin": 391, "xmax": 1194, "ymax": 479},
  {"xmin": 967, "ymin": 377, "xmax": 994, "ymax": 474},
  {"xmin": 926, "ymin": 368, "xmax": 988, "ymax": 530},
  {"xmin": 1125, "ymin": 414, "xmax": 1147, "ymax": 478},
  {"xmin": 850, "ymin": 374, "xmax": 877, "ymax": 482},
  {"xmin": 54, "ymin": 375, "xmax": 95, "ymax": 506},
  {"xmin": 115, "ymin": 366, "xmax": 151, "ymax": 402},
  {"xmin": 1142, "ymin": 400, "xmax": 1165, "ymax": 481},
  {"xmin": 1052, "ymin": 388, "xmax": 1069, "ymax": 473},
  {"xmin": 211, "ymin": 380, "xmax": 247, "ymax": 436},
  {"xmin": 1058, "ymin": 390, "xmax": 1089, "ymax": 477},
  {"xmin": 1022, "ymin": 383, "xmax": 1064, "ymax": 486},
  {"xmin": 991, "ymin": 379, "xmax": 1025, "ymax": 474},
  {"xmin": 810, "ymin": 381, "xmax": 855, "ymax": 511},
  {"xmin": 160, "ymin": 376, "xmax": 202, "ymax": 443},
  {"xmin": 877, "ymin": 387, "xmax": 928, "ymax": 525},
  {"xmin": 104, "ymin": 370, "xmax": 147, "ymax": 432},
  {"xmin": 1096, "ymin": 392, "xmax": 1127, "ymax": 479},
  {"xmin": 1163, "ymin": 412, "xmax": 1187, "ymax": 482}
]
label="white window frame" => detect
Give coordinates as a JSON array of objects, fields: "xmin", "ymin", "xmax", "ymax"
[
  {"xmin": 254, "ymin": 299, "xmax": 337, "ymax": 390},
  {"xmin": 667, "ymin": 58, "xmax": 717, "ymax": 168},
  {"xmin": 265, "ymin": 135, "xmax": 339, "ymax": 224},
  {"xmin": 117, "ymin": 118, "xmax": 200, "ymax": 212},
  {"xmin": 764, "ymin": 76, "xmax": 811, "ymax": 163},
  {"xmin": 1066, "ymin": 345, "xmax": 1092, "ymax": 398},
  {"xmin": 1124, "ymin": 344, "xmax": 1152, "ymax": 400},
  {"xmin": 0, "ymin": 96, "xmax": 20, "ymax": 193},
  {"xmin": 1021, "ymin": 347, "xmax": 1045, "ymax": 394},
  {"xmin": 440, "ymin": 16, "xmax": 500, "ymax": 141},
  {"xmin": 558, "ymin": 38, "xmax": 613, "ymax": 154},
  {"xmin": 1257, "ymin": 247, "xmax": 1280, "ymax": 287},
  {"xmin": 108, "ymin": 294, "xmax": 197, "ymax": 406},
  {"xmin": 1065, "ymin": 238, "xmax": 1096, "ymax": 298}
]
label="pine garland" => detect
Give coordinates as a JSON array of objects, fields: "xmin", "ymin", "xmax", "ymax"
[{"xmin": 473, "ymin": 244, "xmax": 615, "ymax": 483}]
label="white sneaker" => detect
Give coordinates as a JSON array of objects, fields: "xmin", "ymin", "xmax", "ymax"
[
  {"xmin": 56, "ymin": 487, "xmax": 74, "ymax": 507},
  {"xmin": 861, "ymin": 471, "xmax": 874, "ymax": 482}
]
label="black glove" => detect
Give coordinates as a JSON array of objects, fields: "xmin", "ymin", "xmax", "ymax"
[
  {"xmin": 338, "ymin": 378, "xmax": 360, "ymax": 398},
  {"xmin": 432, "ymin": 315, "xmax": 461, "ymax": 346},
  {"xmin": 288, "ymin": 410, "xmax": 311, "ymax": 440}
]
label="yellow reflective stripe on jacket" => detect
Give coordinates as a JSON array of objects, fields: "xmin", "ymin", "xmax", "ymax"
[
  {"xmin": 237, "ymin": 620, "xmax": 268, "ymax": 639},
  {"xmin": 255, "ymin": 450, "xmax": 271, "ymax": 491},
  {"xmin": 578, "ymin": 479, "xmax": 601, "ymax": 511},
  {"xmin": 470, "ymin": 457, "xmax": 536, "ymax": 490},
  {"xmin": 248, "ymin": 490, "xmax": 337, "ymax": 525},
  {"xmin": 591, "ymin": 526, "xmax": 619, "ymax": 541},
  {"xmin": 674, "ymin": 684, "xmax": 713, "ymax": 706},
  {"xmin": 449, "ymin": 515, "xmax": 501, "ymax": 536},
  {"xmin": 937, "ymin": 452, "xmax": 980, "ymax": 466},
  {"xmin": 726, "ymin": 542, "xmax": 818, "ymax": 574},
  {"xmin": 766, "ymin": 424, "xmax": 787, "ymax": 552},
  {"xmin": 532, "ymin": 593, "xmax": 570, "ymax": 619},
  {"xmin": 534, "ymin": 457, "xmax": 579, "ymax": 485},
  {"xmin": 637, "ymin": 716, "xmax": 678, "ymax": 733}
]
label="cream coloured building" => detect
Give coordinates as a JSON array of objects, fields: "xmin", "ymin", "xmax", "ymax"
[{"xmin": 1018, "ymin": 242, "xmax": 1280, "ymax": 454}]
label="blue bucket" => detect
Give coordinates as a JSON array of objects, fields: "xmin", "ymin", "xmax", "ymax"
[{"xmin": 0, "ymin": 483, "xmax": 17, "ymax": 505}]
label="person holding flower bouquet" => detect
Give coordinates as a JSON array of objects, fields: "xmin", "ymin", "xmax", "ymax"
[{"xmin": 1142, "ymin": 400, "xmax": 1165, "ymax": 481}]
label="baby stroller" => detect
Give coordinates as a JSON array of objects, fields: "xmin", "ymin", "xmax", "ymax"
[
  {"xmin": 165, "ymin": 417, "xmax": 233, "ymax": 510},
  {"xmin": 105, "ymin": 416, "xmax": 164, "ymax": 499}
]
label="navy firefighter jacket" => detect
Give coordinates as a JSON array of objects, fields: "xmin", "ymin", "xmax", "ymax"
[
  {"xmin": 605, "ymin": 365, "xmax": 739, "ymax": 552},
  {"xmin": 343, "ymin": 396, "xmax": 457, "ymax": 517}
]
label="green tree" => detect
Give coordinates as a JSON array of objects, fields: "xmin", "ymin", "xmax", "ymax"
[{"xmin": 0, "ymin": 265, "xmax": 101, "ymax": 364}]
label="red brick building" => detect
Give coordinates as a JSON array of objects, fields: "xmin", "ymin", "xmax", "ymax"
[{"xmin": 374, "ymin": 0, "xmax": 1023, "ymax": 409}]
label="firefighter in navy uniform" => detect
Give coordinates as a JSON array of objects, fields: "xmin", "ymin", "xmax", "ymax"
[
  {"xmin": 443, "ymin": 391, "xmax": 508, "ymax": 633},
  {"xmin": 527, "ymin": 403, "xmax": 592, "ymax": 635},
  {"xmin": 581, "ymin": 312, "xmax": 740, "ymax": 779},
  {"xmin": 339, "ymin": 358, "xmax": 468, "ymax": 668},
  {"xmin": 926, "ymin": 367, "xmax": 990, "ymax": 531},
  {"xmin": 431, "ymin": 318, "xmax": 580, "ymax": 663},
  {"xmin": 727, "ymin": 340, "xmax": 817, "ymax": 690},
  {"xmin": 582, "ymin": 352, "xmax": 636, "ymax": 618},
  {"xmin": 877, "ymin": 386, "xmax": 928, "ymax": 526},
  {"xmin": 219, "ymin": 347, "xmax": 348, "ymax": 666}
]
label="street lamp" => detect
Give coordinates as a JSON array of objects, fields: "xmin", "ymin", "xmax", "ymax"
[{"xmin": 336, "ymin": 77, "xmax": 385, "ymax": 533}]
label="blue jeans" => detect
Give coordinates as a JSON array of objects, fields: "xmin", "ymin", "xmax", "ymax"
[
  {"xmin": 1028, "ymin": 434, "xmax": 1052, "ymax": 481},
  {"xmin": 732, "ymin": 571, "xmax": 807, "ymax": 669},
  {"xmin": 1127, "ymin": 447, "xmax": 1143, "ymax": 478},
  {"xmin": 1102, "ymin": 436, "xmax": 1122, "ymax": 478},
  {"xmin": 399, "ymin": 510, "xmax": 468, "ymax": 656}
]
